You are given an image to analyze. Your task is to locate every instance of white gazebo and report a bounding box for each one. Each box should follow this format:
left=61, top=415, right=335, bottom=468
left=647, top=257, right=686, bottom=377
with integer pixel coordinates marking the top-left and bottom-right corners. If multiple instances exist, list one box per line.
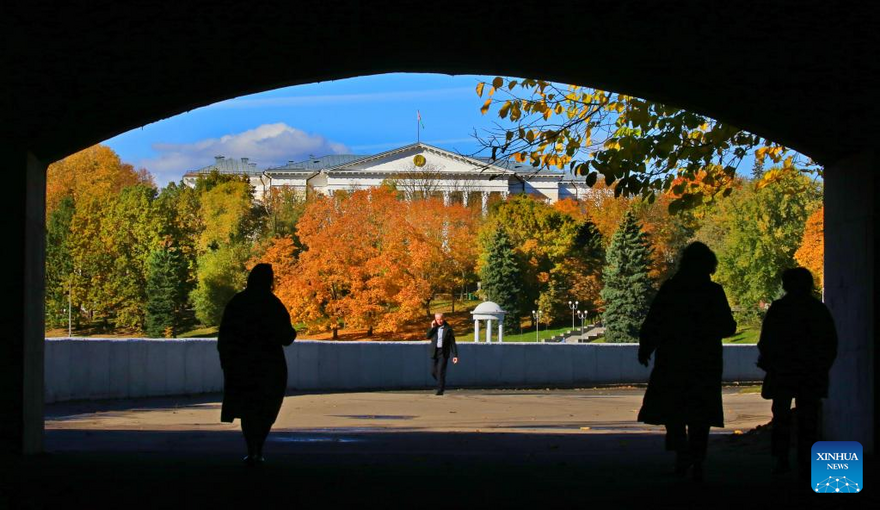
left=471, top=301, right=508, bottom=343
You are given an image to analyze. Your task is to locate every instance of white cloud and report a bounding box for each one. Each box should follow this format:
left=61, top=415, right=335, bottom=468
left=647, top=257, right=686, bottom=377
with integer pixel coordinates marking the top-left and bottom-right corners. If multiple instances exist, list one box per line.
left=141, top=123, right=348, bottom=183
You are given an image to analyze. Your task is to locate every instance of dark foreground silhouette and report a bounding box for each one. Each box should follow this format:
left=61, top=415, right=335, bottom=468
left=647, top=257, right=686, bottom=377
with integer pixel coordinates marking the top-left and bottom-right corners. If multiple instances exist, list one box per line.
left=758, top=267, right=838, bottom=477
left=218, top=264, right=296, bottom=464
left=638, top=242, right=737, bottom=481
left=11, top=427, right=873, bottom=510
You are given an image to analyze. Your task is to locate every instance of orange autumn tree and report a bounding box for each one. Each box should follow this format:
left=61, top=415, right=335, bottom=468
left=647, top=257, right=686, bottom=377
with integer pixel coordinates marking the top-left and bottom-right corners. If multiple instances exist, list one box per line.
left=281, top=190, right=377, bottom=338
left=400, top=197, right=480, bottom=314
left=795, top=205, right=824, bottom=288
left=46, top=144, right=152, bottom=215
left=278, top=187, right=479, bottom=338
left=249, top=236, right=298, bottom=309
left=577, top=181, right=632, bottom=243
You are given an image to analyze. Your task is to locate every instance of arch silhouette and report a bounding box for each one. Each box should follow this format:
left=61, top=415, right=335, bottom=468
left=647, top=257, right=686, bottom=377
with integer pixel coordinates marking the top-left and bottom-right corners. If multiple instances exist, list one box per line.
left=1, top=0, right=877, bottom=455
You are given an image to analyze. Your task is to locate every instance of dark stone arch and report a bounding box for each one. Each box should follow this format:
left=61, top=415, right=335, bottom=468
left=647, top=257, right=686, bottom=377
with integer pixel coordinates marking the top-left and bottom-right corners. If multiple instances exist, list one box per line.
left=1, top=0, right=876, bottom=455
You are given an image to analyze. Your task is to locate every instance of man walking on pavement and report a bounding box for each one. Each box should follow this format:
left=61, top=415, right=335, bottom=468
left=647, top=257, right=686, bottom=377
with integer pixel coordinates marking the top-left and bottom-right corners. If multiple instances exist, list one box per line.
left=427, top=313, right=458, bottom=395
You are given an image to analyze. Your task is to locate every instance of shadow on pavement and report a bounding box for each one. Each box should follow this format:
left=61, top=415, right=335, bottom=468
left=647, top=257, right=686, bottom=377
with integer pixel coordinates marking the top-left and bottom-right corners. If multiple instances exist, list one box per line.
left=1, top=428, right=875, bottom=509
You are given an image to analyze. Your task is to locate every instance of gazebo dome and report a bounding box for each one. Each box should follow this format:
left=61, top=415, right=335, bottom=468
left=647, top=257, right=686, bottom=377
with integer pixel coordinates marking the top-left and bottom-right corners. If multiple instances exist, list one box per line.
left=472, top=301, right=505, bottom=314
left=471, top=301, right=507, bottom=342
left=471, top=301, right=507, bottom=322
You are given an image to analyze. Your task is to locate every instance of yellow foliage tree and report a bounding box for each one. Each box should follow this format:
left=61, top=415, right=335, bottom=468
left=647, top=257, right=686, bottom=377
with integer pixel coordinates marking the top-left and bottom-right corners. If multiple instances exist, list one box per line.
left=795, top=205, right=824, bottom=288
left=46, top=144, right=152, bottom=215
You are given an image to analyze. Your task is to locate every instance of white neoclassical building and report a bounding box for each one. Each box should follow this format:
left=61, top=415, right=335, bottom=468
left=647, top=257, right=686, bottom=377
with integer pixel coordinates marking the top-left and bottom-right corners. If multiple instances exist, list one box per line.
left=183, top=142, right=594, bottom=211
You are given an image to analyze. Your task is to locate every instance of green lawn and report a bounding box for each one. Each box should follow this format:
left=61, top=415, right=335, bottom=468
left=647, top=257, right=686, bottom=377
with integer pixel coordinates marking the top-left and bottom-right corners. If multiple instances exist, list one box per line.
left=591, top=326, right=759, bottom=344
left=458, top=325, right=573, bottom=343
left=725, top=326, right=759, bottom=344
left=177, top=326, right=218, bottom=338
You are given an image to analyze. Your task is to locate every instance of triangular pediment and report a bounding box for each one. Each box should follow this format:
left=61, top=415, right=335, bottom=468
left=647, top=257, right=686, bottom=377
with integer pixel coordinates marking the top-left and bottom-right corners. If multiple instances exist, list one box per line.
left=326, top=143, right=513, bottom=176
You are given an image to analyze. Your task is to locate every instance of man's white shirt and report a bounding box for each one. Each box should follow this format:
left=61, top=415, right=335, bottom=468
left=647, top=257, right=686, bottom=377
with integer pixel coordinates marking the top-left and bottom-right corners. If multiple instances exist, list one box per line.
left=437, top=326, right=445, bottom=348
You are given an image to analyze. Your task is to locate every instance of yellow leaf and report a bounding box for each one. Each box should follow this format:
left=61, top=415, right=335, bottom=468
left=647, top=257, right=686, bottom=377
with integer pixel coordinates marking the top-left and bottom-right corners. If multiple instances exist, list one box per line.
left=492, top=76, right=504, bottom=89
left=498, top=102, right=511, bottom=119
left=475, top=82, right=485, bottom=98
left=480, top=99, right=492, bottom=115
left=603, top=140, right=621, bottom=150
left=543, top=108, right=552, bottom=120
left=488, top=87, right=495, bottom=97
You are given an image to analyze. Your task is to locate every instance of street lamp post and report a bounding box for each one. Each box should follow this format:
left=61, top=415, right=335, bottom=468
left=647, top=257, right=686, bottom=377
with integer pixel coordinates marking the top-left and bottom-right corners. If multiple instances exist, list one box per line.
left=568, top=300, right=579, bottom=331
left=577, top=310, right=586, bottom=340
left=531, top=310, right=543, bottom=342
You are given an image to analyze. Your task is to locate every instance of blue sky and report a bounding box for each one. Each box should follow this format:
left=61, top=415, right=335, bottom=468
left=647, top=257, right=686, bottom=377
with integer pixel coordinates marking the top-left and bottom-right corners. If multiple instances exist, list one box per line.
left=104, top=72, right=771, bottom=187
left=105, top=73, right=504, bottom=185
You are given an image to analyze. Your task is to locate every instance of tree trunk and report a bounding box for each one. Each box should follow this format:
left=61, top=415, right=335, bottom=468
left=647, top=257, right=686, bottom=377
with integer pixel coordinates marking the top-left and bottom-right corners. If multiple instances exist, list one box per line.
left=332, top=326, right=338, bottom=340
left=451, top=289, right=455, bottom=313
left=367, top=325, right=373, bottom=337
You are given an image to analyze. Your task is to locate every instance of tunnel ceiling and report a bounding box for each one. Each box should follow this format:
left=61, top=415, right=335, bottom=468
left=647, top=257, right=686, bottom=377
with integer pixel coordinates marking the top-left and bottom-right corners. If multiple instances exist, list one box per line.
left=2, top=0, right=878, bottom=166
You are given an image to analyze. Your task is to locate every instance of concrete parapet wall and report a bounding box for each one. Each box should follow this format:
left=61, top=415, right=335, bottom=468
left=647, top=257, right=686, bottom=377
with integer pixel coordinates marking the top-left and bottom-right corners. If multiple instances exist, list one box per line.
left=45, top=339, right=763, bottom=403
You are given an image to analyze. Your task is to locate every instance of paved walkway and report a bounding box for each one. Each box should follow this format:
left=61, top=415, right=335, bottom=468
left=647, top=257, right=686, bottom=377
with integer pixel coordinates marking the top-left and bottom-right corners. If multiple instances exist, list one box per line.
left=45, top=387, right=769, bottom=437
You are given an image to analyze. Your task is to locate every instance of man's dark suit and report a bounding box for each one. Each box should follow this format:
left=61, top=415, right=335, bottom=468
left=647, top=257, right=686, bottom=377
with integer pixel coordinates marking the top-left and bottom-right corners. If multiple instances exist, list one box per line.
left=427, top=322, right=458, bottom=393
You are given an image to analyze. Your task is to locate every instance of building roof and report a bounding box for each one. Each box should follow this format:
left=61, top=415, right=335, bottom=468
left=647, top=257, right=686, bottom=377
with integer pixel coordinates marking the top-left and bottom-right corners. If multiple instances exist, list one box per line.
left=269, top=154, right=368, bottom=171
left=185, top=144, right=576, bottom=180
left=183, top=156, right=261, bottom=177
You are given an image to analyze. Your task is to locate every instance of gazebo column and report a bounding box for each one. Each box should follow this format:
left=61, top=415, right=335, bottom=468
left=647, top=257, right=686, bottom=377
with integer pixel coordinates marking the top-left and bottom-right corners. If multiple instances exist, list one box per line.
left=474, top=319, right=480, bottom=343
left=485, top=319, right=492, bottom=342
left=498, top=321, right=503, bottom=343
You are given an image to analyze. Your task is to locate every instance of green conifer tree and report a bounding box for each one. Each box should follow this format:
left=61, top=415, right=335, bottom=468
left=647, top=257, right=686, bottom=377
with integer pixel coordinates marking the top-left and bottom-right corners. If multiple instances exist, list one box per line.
left=480, top=228, right=523, bottom=333
left=145, top=248, right=187, bottom=337
left=600, top=210, right=654, bottom=343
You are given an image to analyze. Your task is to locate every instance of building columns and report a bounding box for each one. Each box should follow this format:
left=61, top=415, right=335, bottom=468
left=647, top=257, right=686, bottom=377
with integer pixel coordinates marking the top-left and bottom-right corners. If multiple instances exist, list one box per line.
left=481, top=191, right=489, bottom=216
left=1, top=145, right=46, bottom=454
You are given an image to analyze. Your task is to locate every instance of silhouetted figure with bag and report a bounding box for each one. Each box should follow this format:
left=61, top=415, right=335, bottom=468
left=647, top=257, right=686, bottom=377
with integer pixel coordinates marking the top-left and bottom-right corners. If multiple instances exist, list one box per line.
left=758, top=267, right=837, bottom=477
left=218, top=264, right=297, bottom=465
left=638, top=242, right=737, bottom=482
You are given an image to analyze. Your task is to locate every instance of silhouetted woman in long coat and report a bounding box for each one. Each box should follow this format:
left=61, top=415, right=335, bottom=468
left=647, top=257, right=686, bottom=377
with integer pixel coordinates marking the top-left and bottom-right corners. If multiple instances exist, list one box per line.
left=637, top=242, right=736, bottom=481
left=218, top=264, right=296, bottom=465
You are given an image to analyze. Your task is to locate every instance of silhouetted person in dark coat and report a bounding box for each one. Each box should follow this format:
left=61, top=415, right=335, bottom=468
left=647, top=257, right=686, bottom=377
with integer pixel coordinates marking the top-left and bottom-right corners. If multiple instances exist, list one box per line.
left=218, top=264, right=297, bottom=465
left=638, top=242, right=737, bottom=481
left=427, top=313, right=458, bottom=395
left=758, top=267, right=837, bottom=477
